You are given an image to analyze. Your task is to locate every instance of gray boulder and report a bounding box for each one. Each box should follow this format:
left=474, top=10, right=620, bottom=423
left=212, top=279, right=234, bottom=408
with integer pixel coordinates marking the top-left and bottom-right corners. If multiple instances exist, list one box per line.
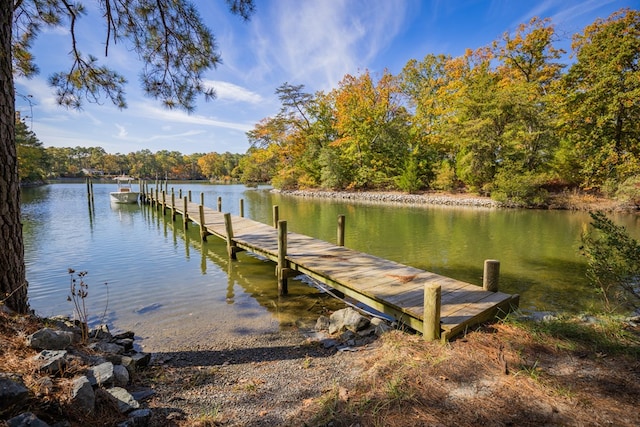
left=71, top=376, right=95, bottom=414
left=107, top=387, right=140, bottom=413
left=6, top=412, right=50, bottom=427
left=329, top=308, right=370, bottom=334
left=33, top=350, right=67, bottom=375
left=87, top=362, right=114, bottom=386
left=0, top=373, right=29, bottom=411
left=113, top=364, right=130, bottom=387
left=27, top=328, right=73, bottom=350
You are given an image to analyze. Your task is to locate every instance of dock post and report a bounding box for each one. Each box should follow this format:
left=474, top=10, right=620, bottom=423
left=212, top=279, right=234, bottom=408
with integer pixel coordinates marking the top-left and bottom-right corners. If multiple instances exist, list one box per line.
left=179, top=189, right=182, bottom=199
left=273, top=205, right=279, bottom=228
left=183, top=196, right=189, bottom=227
left=199, top=204, right=207, bottom=241
left=337, top=215, right=345, bottom=246
left=423, top=284, right=441, bottom=341
left=239, top=199, right=244, bottom=217
left=155, top=187, right=159, bottom=209
left=483, top=260, right=500, bottom=292
left=188, top=190, right=192, bottom=202
left=171, top=191, right=176, bottom=221
left=277, top=220, right=288, bottom=295
left=217, top=196, right=222, bottom=212
left=162, top=191, right=167, bottom=215
left=224, top=213, right=237, bottom=260
left=200, top=192, right=204, bottom=206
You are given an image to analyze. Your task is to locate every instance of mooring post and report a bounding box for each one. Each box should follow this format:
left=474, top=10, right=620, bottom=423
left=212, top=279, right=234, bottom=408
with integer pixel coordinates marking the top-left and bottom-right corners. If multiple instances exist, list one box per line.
left=179, top=189, right=182, bottom=199
left=224, top=213, right=237, bottom=260
left=273, top=205, right=279, bottom=228
left=89, top=178, right=94, bottom=206
left=171, top=191, right=176, bottom=221
left=337, top=215, right=345, bottom=246
left=188, top=190, right=192, bottom=202
left=200, top=192, right=204, bottom=206
left=217, top=196, right=222, bottom=212
left=199, top=204, right=207, bottom=241
left=423, top=284, right=442, bottom=341
left=483, top=259, right=500, bottom=292
left=155, top=187, right=159, bottom=209
left=239, top=199, right=244, bottom=217
left=277, top=220, right=288, bottom=295
left=183, top=196, right=189, bottom=227
left=161, top=191, right=167, bottom=215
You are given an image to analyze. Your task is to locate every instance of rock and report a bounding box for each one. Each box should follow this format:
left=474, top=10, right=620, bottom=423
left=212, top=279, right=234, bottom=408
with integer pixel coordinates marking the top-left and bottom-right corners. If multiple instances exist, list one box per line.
left=87, top=362, right=114, bottom=387
left=88, top=341, right=124, bottom=354
left=71, top=376, right=95, bottom=414
left=0, top=373, right=29, bottom=411
left=113, top=364, right=130, bottom=387
left=113, top=331, right=135, bottom=340
left=6, top=412, right=50, bottom=427
left=329, top=308, right=370, bottom=334
left=33, top=350, right=67, bottom=375
left=315, top=315, right=330, bottom=331
left=118, top=408, right=152, bottom=427
left=130, top=388, right=155, bottom=402
left=115, top=338, right=134, bottom=352
left=107, top=387, right=140, bottom=413
left=27, top=328, right=73, bottom=350
left=371, top=317, right=393, bottom=335
left=130, top=352, right=151, bottom=368
left=89, top=324, right=112, bottom=340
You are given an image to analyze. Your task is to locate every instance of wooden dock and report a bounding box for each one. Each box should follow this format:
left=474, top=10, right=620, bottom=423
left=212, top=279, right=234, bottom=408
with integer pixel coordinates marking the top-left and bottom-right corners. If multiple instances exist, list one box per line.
left=141, top=184, right=519, bottom=341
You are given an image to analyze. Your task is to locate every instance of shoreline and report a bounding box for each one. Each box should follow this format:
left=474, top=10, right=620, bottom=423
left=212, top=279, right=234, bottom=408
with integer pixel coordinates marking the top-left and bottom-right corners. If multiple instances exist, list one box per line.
left=275, top=188, right=638, bottom=212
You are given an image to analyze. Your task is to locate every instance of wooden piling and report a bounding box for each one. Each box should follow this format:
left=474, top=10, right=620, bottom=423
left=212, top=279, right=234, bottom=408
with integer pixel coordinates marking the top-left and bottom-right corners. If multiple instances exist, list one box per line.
left=183, top=196, right=189, bottom=227
left=277, top=220, right=288, bottom=295
left=161, top=191, right=166, bottom=215
left=199, top=204, right=207, bottom=241
left=171, top=191, right=176, bottom=221
left=483, top=260, right=500, bottom=292
left=224, top=213, right=237, bottom=260
left=188, top=190, right=192, bottom=202
left=239, top=199, right=244, bottom=217
left=200, top=192, right=204, bottom=206
left=337, top=215, right=345, bottom=246
left=273, top=205, right=279, bottom=228
left=217, top=196, right=222, bottom=212
left=423, top=284, right=441, bottom=341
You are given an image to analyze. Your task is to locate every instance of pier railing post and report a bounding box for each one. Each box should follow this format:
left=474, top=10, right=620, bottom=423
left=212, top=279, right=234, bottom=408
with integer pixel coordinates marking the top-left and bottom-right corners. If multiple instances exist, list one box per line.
left=273, top=205, right=279, bottom=228
left=239, top=199, right=244, bottom=217
left=423, top=284, right=441, bottom=341
left=199, top=204, right=207, bottom=241
left=183, top=196, right=189, bottom=227
left=171, top=191, right=176, bottom=221
left=224, top=213, right=237, bottom=260
left=277, top=220, right=288, bottom=295
left=337, top=215, right=345, bottom=246
left=483, top=260, right=500, bottom=292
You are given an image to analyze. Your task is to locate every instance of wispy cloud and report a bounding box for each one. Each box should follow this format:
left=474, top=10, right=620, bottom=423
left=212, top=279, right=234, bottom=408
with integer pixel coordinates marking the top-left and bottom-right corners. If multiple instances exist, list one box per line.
left=134, top=101, right=254, bottom=132
left=204, top=80, right=264, bottom=104
left=254, top=0, right=412, bottom=90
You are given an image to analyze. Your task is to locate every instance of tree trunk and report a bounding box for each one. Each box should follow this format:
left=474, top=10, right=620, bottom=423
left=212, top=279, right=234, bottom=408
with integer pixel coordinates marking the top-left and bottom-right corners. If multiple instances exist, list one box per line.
left=0, top=1, right=29, bottom=313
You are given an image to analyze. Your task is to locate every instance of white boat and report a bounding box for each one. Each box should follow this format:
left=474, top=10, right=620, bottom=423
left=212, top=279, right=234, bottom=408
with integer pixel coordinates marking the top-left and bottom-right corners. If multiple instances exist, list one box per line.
left=110, top=176, right=139, bottom=204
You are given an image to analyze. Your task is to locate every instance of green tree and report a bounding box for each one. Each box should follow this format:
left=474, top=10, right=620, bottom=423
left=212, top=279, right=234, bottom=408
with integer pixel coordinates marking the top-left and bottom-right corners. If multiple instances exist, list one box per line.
left=561, top=8, right=640, bottom=191
left=2, top=0, right=254, bottom=313
left=581, top=211, right=640, bottom=311
left=16, top=117, right=47, bottom=182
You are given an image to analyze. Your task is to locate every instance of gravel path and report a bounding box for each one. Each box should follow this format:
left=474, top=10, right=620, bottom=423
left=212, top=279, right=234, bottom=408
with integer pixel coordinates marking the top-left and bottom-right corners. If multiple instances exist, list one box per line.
left=142, top=326, right=374, bottom=426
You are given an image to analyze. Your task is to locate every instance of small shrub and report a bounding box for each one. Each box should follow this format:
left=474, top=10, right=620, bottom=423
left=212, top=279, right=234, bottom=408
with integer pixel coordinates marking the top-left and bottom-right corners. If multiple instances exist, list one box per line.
left=580, top=211, right=640, bottom=312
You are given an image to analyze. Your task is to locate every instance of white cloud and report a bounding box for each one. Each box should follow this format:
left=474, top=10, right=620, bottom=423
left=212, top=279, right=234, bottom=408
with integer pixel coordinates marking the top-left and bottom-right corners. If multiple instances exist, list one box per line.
left=133, top=101, right=254, bottom=132
left=203, top=80, right=264, bottom=104
left=115, top=124, right=128, bottom=138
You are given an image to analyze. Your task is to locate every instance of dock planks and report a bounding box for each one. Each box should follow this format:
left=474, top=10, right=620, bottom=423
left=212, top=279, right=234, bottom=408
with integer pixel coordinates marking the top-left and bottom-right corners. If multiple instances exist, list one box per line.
left=146, top=190, right=519, bottom=340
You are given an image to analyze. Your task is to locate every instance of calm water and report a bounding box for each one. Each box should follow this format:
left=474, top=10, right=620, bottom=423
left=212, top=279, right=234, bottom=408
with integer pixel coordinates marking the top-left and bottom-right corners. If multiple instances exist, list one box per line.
left=21, top=182, right=639, bottom=349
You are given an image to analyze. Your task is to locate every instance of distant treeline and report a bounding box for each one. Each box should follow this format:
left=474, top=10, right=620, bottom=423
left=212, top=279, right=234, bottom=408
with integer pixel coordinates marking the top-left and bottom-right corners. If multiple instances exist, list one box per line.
left=16, top=121, right=247, bottom=183
left=241, top=9, right=640, bottom=206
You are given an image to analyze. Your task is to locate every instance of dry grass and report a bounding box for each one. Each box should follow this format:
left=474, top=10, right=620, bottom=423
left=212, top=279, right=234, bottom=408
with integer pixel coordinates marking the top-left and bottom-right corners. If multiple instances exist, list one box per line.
left=297, top=318, right=640, bottom=427
left=0, top=309, right=126, bottom=426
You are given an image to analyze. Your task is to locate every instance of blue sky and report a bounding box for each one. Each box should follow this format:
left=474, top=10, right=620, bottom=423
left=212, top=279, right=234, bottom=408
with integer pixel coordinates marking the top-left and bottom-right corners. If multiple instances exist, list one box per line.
left=15, top=0, right=634, bottom=155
